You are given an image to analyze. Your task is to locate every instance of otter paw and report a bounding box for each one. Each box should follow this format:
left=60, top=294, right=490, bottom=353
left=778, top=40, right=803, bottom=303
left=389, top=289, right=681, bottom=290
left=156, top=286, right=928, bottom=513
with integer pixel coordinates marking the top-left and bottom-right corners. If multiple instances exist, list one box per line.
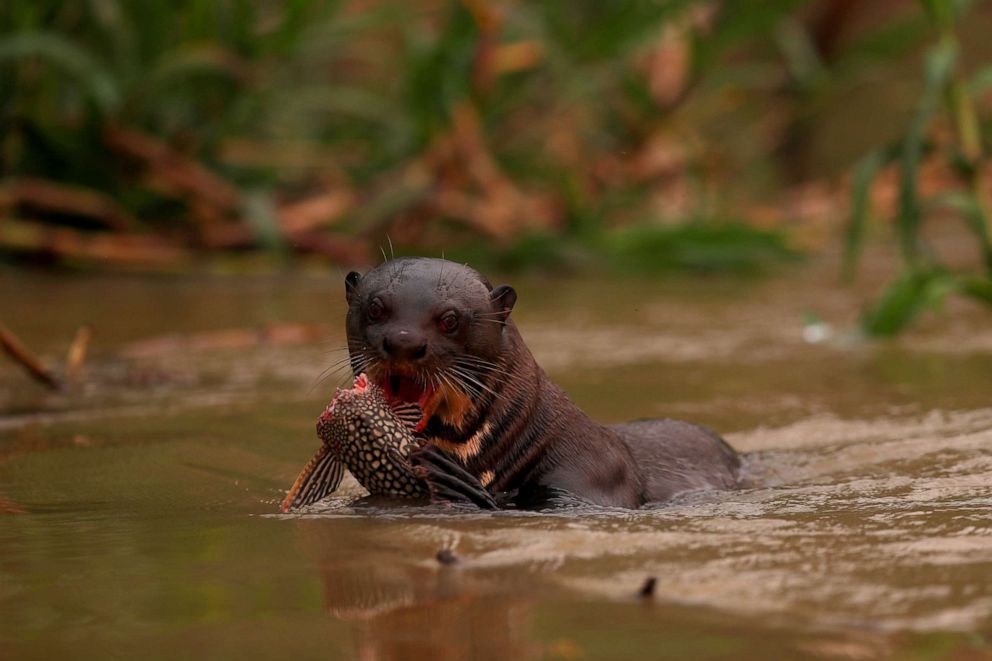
left=410, top=446, right=498, bottom=510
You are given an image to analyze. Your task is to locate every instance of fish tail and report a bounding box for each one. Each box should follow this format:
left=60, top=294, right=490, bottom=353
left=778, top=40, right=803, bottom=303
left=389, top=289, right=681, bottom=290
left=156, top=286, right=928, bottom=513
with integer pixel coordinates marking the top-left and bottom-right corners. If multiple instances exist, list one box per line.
left=281, top=444, right=345, bottom=512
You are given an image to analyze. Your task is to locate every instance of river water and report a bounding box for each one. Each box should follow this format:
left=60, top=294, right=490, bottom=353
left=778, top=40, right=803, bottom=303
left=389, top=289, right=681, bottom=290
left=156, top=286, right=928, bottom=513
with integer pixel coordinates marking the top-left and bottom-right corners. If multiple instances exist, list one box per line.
left=1, top=258, right=990, bottom=660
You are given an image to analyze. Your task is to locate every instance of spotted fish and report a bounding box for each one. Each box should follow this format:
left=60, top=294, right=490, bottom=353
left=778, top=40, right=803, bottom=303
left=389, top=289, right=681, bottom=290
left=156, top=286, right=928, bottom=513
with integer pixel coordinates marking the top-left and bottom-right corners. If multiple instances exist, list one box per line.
left=281, top=373, right=428, bottom=512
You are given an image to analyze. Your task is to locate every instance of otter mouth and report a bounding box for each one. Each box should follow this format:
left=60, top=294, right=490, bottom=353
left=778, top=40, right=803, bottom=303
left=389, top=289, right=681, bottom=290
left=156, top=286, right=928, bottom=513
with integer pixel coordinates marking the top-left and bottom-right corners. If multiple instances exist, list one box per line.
left=384, top=373, right=428, bottom=404
left=373, top=368, right=437, bottom=431
left=361, top=360, right=479, bottom=432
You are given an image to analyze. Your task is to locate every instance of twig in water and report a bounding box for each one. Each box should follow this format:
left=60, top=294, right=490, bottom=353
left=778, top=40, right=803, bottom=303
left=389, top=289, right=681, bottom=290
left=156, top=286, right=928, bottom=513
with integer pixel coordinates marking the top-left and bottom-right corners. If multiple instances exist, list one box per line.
left=0, top=323, right=61, bottom=390
left=65, top=325, right=93, bottom=383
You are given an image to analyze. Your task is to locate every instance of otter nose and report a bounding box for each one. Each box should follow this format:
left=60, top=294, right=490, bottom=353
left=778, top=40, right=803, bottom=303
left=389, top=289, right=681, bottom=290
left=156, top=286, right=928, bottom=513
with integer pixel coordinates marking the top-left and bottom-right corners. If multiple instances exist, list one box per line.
left=382, top=329, right=428, bottom=362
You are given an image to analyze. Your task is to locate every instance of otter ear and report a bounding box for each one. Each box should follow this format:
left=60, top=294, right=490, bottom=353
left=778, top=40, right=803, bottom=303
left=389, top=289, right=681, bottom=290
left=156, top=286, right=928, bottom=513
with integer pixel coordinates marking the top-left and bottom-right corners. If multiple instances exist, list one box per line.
left=490, top=285, right=516, bottom=316
left=345, top=271, right=361, bottom=304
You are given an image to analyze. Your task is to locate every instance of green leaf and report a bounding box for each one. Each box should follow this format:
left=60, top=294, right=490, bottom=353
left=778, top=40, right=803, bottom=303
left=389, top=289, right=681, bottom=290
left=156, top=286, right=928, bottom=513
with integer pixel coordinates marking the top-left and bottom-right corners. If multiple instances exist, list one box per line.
left=541, top=0, right=700, bottom=62
left=774, top=16, right=826, bottom=91
left=242, top=190, right=285, bottom=253
left=957, top=276, right=992, bottom=305
left=918, top=0, right=972, bottom=27
left=145, top=44, right=246, bottom=92
left=968, top=64, right=992, bottom=95
left=861, top=268, right=956, bottom=336
left=832, top=14, right=929, bottom=75
left=896, top=41, right=957, bottom=265
left=843, top=147, right=895, bottom=282
left=403, top=3, right=478, bottom=145
left=928, top=192, right=992, bottom=273
left=605, top=221, right=799, bottom=275
left=0, top=31, right=121, bottom=114
left=918, top=0, right=955, bottom=27
left=693, top=0, right=806, bottom=72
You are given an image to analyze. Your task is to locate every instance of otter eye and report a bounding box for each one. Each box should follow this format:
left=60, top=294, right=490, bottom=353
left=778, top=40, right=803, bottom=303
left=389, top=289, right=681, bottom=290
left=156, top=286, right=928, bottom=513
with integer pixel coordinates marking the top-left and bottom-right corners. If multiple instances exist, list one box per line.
left=367, top=298, right=385, bottom=322
left=438, top=311, right=459, bottom=333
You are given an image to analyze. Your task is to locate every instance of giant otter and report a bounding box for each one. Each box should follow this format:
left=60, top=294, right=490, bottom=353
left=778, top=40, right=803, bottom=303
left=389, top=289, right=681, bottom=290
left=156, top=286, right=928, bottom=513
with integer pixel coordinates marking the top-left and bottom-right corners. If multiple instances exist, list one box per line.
left=343, top=257, right=740, bottom=509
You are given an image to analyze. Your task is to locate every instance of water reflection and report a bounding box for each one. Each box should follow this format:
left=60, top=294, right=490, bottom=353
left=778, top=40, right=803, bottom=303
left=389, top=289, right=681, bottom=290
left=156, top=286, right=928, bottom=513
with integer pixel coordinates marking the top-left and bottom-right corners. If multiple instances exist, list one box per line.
left=296, top=518, right=539, bottom=660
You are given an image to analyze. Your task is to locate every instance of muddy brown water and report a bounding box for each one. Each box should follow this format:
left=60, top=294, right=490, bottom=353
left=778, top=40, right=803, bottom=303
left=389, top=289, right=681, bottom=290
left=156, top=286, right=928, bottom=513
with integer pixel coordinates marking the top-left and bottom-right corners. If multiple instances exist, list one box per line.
left=1, top=261, right=991, bottom=660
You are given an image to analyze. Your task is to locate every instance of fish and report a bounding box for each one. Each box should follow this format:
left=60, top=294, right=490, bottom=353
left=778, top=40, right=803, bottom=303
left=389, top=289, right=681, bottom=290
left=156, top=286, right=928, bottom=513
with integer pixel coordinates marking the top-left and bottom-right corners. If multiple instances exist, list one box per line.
left=281, top=373, right=428, bottom=512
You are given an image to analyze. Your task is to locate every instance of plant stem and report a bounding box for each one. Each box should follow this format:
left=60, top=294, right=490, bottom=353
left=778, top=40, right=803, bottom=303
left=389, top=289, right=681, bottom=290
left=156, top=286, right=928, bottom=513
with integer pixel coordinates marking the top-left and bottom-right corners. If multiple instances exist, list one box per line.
left=940, top=27, right=992, bottom=274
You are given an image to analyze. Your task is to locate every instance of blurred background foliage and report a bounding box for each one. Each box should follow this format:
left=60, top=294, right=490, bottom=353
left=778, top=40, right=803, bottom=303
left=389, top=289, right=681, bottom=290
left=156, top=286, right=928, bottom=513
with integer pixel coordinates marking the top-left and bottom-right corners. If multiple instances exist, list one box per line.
left=1, top=0, right=991, bottom=333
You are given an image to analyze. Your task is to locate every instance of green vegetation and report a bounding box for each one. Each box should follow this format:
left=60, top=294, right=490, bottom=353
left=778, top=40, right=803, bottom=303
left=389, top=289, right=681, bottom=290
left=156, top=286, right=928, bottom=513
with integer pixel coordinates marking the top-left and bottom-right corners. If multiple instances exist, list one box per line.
left=1, top=1, right=991, bottom=333
left=843, top=0, right=992, bottom=335
left=442, top=222, right=797, bottom=275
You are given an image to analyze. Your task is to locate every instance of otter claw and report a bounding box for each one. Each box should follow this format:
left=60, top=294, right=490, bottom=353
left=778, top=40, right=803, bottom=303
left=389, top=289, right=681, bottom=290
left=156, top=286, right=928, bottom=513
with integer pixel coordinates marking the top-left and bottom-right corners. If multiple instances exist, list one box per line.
left=411, top=447, right=498, bottom=510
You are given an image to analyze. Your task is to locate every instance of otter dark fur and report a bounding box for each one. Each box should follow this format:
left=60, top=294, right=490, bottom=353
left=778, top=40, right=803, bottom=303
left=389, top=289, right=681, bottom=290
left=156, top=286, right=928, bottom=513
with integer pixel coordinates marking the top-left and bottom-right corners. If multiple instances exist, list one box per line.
left=344, top=257, right=739, bottom=509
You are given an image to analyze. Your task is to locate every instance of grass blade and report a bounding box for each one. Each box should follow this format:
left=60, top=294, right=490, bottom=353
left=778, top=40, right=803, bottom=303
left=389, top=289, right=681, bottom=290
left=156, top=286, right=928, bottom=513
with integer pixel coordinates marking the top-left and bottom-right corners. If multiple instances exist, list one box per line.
left=957, top=275, right=992, bottom=305
left=929, top=192, right=992, bottom=273
left=968, top=64, right=992, bottom=95
left=896, top=41, right=957, bottom=265
left=861, top=268, right=955, bottom=336
left=843, top=147, right=893, bottom=282
left=0, top=31, right=120, bottom=114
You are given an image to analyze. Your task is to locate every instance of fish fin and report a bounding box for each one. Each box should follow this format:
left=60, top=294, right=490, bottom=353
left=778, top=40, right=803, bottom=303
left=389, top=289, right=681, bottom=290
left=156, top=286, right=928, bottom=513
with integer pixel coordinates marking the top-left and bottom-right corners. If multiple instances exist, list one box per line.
left=390, top=402, right=424, bottom=431
left=281, top=445, right=345, bottom=512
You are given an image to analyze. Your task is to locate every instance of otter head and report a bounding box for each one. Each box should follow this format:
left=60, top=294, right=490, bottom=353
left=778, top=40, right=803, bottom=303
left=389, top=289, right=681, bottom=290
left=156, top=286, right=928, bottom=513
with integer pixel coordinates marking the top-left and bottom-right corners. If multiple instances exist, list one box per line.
left=343, top=258, right=516, bottom=431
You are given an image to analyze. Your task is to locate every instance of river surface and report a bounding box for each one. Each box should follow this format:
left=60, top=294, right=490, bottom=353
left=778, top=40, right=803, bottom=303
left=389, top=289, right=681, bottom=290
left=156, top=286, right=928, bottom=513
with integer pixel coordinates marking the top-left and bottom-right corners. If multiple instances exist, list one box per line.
left=1, top=258, right=991, bottom=660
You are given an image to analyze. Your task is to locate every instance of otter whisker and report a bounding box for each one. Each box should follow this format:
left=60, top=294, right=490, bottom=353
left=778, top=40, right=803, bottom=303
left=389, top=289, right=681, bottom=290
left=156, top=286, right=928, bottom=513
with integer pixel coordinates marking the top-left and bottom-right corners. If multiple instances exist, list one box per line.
left=324, top=353, right=371, bottom=385
left=311, top=369, right=351, bottom=393
left=454, top=354, right=503, bottom=369
left=450, top=364, right=499, bottom=388
left=437, top=365, right=478, bottom=399
left=312, top=354, right=361, bottom=387
left=454, top=360, right=510, bottom=383
left=448, top=365, right=498, bottom=398
left=321, top=345, right=351, bottom=354
left=348, top=352, right=377, bottom=369
left=350, top=354, right=377, bottom=378
left=349, top=353, right=373, bottom=370
left=453, top=357, right=511, bottom=385
left=434, top=369, right=448, bottom=399
left=324, top=353, right=359, bottom=368
left=434, top=369, right=465, bottom=415
left=312, top=353, right=378, bottom=393
left=442, top=368, right=481, bottom=400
